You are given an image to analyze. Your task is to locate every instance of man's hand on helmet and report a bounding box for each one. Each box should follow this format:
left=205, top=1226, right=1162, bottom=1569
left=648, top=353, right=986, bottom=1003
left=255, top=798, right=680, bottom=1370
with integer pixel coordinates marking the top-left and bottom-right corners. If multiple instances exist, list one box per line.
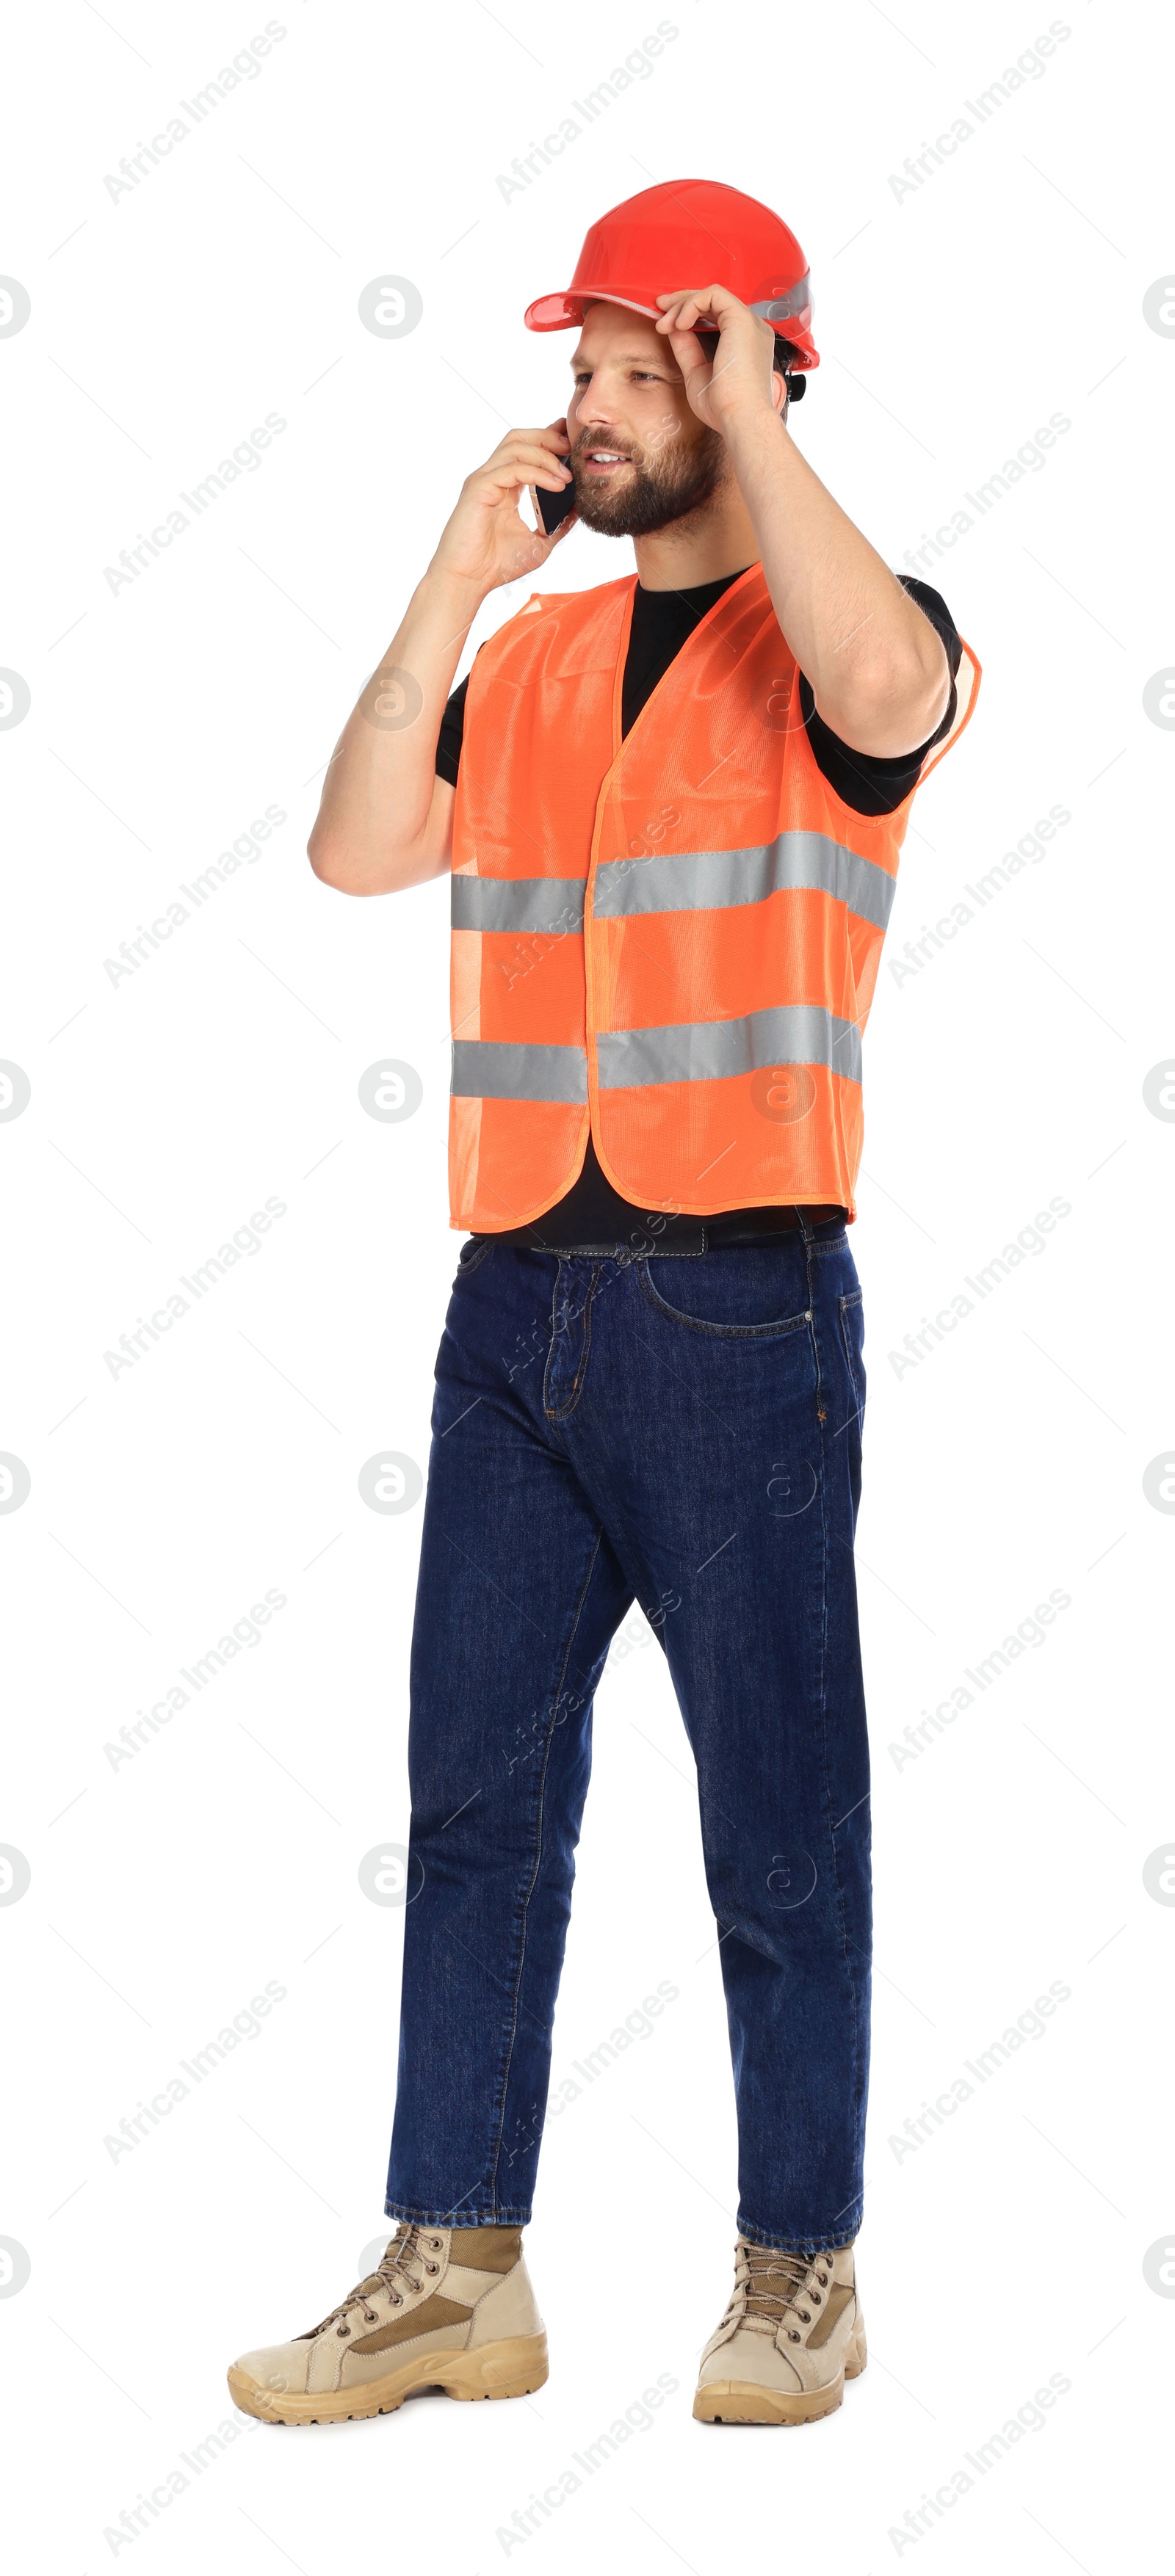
left=654, top=286, right=782, bottom=436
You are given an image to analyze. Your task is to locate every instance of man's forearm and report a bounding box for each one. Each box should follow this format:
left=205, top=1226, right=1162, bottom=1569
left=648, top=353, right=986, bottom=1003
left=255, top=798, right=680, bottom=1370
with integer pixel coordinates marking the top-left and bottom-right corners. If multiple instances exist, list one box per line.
left=308, top=565, right=484, bottom=895
left=724, top=411, right=950, bottom=758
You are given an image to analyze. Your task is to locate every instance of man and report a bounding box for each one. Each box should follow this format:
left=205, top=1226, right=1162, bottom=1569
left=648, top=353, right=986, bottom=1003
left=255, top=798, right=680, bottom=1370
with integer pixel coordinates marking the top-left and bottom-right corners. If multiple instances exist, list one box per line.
left=228, top=180, right=978, bottom=2431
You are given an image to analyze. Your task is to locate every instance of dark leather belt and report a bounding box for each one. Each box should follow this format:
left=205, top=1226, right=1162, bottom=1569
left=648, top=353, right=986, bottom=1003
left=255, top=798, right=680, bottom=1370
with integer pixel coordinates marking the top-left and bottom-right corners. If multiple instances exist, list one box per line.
left=523, top=1205, right=849, bottom=1256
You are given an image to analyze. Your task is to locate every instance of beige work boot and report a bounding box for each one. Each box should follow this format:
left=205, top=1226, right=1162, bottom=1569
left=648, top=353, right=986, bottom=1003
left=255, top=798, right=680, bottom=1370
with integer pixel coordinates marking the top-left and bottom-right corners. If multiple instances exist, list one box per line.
left=693, top=2238, right=867, bottom=2425
left=228, top=2222, right=548, bottom=2425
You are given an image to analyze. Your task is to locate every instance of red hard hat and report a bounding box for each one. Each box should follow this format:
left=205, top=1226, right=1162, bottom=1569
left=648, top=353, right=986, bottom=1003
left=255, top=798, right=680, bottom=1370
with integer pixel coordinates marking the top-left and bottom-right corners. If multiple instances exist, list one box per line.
left=524, top=178, right=819, bottom=371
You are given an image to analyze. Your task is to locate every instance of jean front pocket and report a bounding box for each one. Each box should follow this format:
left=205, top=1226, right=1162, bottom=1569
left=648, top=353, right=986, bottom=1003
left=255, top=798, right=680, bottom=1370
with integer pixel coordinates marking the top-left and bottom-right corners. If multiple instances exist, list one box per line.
left=636, top=1243, right=812, bottom=1339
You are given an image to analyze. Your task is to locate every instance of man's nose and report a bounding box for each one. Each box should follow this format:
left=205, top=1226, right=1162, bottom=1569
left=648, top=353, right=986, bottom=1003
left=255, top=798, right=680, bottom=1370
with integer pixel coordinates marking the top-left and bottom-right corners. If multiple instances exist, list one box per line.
left=573, top=377, right=617, bottom=432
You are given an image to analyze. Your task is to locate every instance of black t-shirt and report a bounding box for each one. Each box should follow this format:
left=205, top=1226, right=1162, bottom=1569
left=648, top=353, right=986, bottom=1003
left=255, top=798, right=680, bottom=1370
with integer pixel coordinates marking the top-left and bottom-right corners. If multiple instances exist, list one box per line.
left=438, top=571, right=960, bottom=1246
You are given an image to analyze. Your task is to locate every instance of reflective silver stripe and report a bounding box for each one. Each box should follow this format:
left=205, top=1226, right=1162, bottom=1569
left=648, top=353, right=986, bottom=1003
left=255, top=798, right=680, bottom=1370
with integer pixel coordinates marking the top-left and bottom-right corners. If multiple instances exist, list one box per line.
left=596, top=1004, right=861, bottom=1092
left=591, top=832, right=895, bottom=932
left=451, top=875, right=587, bottom=935
left=750, top=275, right=811, bottom=324
left=451, top=1040, right=588, bottom=1104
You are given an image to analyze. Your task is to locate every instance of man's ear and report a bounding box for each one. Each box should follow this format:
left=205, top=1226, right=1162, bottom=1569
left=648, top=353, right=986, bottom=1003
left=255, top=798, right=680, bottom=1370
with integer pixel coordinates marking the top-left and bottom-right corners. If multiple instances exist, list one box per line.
left=770, top=369, right=788, bottom=418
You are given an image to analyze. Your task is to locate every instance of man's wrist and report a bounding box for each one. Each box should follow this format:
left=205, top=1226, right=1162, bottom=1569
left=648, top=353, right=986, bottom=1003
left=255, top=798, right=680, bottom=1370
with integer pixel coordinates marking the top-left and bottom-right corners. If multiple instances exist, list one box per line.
left=419, top=559, right=492, bottom=621
left=721, top=396, right=790, bottom=469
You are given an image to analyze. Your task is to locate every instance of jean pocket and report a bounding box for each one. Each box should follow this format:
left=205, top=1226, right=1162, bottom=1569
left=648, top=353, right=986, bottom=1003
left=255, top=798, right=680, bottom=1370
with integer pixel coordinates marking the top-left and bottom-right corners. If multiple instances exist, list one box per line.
left=454, top=1238, right=492, bottom=1284
left=839, top=1288, right=866, bottom=1429
left=637, top=1246, right=813, bottom=1340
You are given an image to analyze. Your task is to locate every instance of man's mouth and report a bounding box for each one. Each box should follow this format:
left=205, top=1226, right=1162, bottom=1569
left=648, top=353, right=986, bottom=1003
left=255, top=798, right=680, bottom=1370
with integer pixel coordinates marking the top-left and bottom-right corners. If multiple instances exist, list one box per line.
left=580, top=446, right=635, bottom=476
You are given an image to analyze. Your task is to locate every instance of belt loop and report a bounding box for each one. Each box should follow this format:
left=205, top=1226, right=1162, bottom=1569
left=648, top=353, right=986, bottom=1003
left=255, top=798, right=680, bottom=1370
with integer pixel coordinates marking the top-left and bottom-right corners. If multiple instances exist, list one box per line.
left=797, top=1205, right=817, bottom=1245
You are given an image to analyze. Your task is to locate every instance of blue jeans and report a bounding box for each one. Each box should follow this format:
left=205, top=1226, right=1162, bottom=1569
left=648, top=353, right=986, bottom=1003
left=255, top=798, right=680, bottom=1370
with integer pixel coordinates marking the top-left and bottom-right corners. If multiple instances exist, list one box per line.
left=384, top=1216, right=870, bottom=2254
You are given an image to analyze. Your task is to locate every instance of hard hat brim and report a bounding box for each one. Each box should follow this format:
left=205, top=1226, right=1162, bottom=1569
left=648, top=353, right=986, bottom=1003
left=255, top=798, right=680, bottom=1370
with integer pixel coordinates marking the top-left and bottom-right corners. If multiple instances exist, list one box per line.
left=524, top=289, right=661, bottom=331
left=523, top=284, right=819, bottom=367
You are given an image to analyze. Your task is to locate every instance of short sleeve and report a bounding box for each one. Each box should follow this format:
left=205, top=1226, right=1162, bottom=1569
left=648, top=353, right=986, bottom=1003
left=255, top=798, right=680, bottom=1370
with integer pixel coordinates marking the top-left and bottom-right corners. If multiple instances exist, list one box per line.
left=799, top=578, right=962, bottom=817
left=435, top=674, right=469, bottom=789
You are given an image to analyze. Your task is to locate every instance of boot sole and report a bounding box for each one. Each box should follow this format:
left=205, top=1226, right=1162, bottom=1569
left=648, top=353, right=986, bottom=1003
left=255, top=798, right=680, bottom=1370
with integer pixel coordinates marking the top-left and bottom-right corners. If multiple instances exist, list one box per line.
left=228, top=2331, right=549, bottom=2426
left=693, top=2318, right=867, bottom=2425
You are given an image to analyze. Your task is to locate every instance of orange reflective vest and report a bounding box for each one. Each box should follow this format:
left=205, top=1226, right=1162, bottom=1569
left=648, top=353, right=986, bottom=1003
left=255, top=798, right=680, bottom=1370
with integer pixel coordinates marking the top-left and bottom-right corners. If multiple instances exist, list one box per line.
left=449, top=563, right=979, bottom=1233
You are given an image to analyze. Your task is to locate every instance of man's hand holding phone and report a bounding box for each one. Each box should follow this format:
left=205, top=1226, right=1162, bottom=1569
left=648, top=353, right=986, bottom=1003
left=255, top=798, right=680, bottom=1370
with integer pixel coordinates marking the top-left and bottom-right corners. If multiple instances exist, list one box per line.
left=430, top=419, right=576, bottom=599
left=307, top=424, right=576, bottom=899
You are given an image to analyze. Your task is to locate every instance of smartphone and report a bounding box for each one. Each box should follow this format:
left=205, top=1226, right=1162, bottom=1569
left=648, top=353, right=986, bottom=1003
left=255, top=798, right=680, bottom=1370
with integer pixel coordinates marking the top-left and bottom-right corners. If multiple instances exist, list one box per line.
left=534, top=462, right=577, bottom=537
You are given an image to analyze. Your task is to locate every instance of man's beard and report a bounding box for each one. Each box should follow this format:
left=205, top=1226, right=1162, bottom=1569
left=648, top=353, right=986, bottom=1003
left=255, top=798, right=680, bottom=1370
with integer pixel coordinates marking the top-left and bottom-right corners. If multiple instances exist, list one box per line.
left=570, top=425, right=727, bottom=537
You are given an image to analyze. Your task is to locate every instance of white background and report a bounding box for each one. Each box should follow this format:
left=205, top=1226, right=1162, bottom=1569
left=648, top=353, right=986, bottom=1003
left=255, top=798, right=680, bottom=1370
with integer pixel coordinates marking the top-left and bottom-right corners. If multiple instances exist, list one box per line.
left=2, top=1, right=1172, bottom=2569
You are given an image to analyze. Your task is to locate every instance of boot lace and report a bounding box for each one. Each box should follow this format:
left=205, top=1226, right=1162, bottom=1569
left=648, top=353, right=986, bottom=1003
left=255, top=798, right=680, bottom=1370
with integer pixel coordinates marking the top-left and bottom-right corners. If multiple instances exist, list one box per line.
left=303, top=2223, right=445, bottom=2340
left=723, top=2240, right=832, bottom=2339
